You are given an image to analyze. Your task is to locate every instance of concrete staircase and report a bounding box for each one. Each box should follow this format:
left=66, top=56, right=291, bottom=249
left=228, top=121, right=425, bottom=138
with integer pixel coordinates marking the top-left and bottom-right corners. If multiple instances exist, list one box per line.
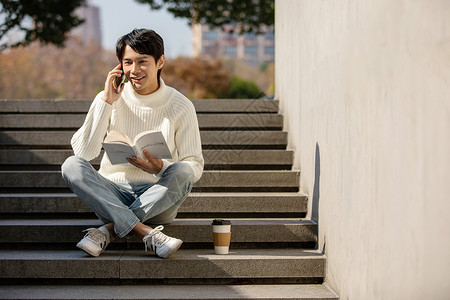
left=0, top=99, right=338, bottom=300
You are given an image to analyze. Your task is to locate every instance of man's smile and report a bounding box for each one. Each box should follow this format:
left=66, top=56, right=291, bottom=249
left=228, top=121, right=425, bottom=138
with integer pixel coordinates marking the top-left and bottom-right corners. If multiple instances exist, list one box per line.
left=131, top=76, right=146, bottom=83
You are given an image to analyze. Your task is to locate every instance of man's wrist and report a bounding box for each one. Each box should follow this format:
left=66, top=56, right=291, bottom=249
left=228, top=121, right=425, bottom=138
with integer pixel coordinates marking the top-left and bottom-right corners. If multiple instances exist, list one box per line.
left=155, top=160, right=172, bottom=177
left=101, top=96, right=114, bottom=105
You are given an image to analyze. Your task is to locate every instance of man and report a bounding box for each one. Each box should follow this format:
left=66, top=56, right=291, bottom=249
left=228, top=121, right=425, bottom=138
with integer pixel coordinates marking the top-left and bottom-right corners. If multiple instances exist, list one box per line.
left=61, top=29, right=204, bottom=259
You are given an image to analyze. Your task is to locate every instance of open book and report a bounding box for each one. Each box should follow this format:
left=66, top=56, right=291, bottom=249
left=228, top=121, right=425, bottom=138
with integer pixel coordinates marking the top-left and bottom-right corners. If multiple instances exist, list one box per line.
left=102, top=130, right=172, bottom=165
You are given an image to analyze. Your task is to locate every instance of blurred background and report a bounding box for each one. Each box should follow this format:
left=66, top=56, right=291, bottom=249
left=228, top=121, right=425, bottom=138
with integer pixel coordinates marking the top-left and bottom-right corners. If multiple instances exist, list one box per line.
left=0, top=0, right=274, bottom=99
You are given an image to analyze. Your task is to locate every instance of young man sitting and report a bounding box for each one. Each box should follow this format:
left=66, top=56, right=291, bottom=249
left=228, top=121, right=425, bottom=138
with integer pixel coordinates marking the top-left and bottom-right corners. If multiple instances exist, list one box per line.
left=62, top=29, right=204, bottom=258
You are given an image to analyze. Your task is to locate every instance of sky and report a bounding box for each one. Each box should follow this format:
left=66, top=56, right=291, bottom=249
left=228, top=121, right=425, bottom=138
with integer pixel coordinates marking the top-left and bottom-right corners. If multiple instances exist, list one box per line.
left=89, top=0, right=193, bottom=58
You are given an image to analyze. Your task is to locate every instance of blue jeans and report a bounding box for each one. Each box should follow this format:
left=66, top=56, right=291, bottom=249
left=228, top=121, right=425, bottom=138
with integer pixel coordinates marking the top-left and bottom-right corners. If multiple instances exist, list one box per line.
left=61, top=156, right=194, bottom=238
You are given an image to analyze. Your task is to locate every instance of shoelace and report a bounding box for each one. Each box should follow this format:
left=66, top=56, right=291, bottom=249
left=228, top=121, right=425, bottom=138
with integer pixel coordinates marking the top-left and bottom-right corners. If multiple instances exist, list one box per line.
left=82, top=228, right=108, bottom=249
left=143, top=225, right=168, bottom=252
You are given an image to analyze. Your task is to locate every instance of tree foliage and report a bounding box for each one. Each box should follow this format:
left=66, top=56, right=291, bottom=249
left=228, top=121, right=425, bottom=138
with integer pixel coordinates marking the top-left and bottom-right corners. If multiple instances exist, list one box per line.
left=225, top=76, right=264, bottom=99
left=0, top=36, right=116, bottom=99
left=136, top=0, right=274, bottom=33
left=0, top=40, right=268, bottom=100
left=223, top=59, right=274, bottom=96
left=163, top=57, right=231, bottom=98
left=163, top=57, right=266, bottom=99
left=0, top=0, right=274, bottom=50
left=0, top=0, right=86, bottom=50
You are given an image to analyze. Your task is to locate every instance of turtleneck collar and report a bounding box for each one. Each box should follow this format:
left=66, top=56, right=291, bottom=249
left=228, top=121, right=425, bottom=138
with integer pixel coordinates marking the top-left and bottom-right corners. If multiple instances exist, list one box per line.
left=121, top=78, right=170, bottom=108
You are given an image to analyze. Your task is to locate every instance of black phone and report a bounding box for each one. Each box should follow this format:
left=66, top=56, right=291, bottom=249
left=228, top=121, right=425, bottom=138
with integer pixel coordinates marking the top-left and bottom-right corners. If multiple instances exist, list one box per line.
left=112, top=67, right=126, bottom=94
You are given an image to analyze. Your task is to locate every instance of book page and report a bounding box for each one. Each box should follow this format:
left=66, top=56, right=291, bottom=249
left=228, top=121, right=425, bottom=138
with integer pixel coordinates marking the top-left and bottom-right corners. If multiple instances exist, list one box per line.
left=102, top=142, right=136, bottom=164
left=134, top=130, right=172, bottom=159
left=104, top=130, right=133, bottom=145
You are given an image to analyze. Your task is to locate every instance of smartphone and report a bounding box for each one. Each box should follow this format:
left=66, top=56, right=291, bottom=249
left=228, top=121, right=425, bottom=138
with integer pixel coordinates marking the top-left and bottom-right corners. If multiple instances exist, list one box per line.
left=112, top=67, right=126, bottom=94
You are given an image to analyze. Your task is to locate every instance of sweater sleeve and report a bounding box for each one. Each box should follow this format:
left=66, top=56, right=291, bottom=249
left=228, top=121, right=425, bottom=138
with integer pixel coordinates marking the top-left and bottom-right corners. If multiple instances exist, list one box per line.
left=175, top=99, right=204, bottom=183
left=71, top=92, right=113, bottom=161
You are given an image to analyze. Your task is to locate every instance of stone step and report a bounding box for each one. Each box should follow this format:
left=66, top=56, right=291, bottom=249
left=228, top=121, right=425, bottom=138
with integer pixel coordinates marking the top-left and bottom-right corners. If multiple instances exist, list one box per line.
left=0, top=149, right=294, bottom=170
left=0, top=170, right=300, bottom=193
left=0, top=284, right=339, bottom=300
left=0, top=100, right=332, bottom=298
left=0, top=192, right=308, bottom=217
left=0, top=99, right=279, bottom=114
left=0, top=131, right=287, bottom=149
left=0, top=218, right=317, bottom=246
left=0, top=114, right=283, bottom=130
left=0, top=248, right=325, bottom=283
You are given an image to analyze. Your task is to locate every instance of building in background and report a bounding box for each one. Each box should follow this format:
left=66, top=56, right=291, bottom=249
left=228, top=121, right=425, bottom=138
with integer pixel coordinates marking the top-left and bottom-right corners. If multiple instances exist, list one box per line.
left=193, top=24, right=274, bottom=65
left=72, top=2, right=102, bottom=46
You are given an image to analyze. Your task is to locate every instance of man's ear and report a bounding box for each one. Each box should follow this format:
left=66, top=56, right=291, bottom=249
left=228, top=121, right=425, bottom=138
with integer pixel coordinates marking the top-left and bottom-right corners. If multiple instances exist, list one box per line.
left=157, top=55, right=165, bottom=69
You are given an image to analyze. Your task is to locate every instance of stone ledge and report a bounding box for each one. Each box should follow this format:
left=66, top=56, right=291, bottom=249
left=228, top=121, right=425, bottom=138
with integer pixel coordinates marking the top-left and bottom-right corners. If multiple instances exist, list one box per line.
left=0, top=284, right=339, bottom=300
left=0, top=113, right=283, bottom=130
left=0, top=218, right=317, bottom=244
left=0, top=131, right=288, bottom=148
left=0, top=149, right=294, bottom=167
left=0, top=170, right=301, bottom=191
left=0, top=249, right=325, bottom=280
left=0, top=192, right=308, bottom=214
left=0, top=99, right=280, bottom=114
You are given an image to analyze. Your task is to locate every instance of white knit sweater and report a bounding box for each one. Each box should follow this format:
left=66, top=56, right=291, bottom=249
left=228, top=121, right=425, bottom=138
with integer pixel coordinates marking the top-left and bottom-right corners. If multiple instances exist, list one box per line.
left=71, top=79, right=204, bottom=183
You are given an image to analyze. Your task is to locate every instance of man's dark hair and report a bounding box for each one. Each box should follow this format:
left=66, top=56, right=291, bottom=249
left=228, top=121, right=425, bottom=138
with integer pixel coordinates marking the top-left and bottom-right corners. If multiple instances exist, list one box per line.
left=116, top=29, right=165, bottom=83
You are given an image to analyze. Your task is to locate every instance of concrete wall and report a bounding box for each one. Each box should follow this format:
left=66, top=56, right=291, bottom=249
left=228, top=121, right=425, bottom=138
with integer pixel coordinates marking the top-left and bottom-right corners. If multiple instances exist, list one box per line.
left=275, top=0, right=450, bottom=299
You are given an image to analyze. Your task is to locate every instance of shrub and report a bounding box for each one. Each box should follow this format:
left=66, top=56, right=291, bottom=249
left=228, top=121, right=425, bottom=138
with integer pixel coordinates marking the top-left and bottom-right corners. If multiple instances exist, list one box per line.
left=223, top=76, right=265, bottom=99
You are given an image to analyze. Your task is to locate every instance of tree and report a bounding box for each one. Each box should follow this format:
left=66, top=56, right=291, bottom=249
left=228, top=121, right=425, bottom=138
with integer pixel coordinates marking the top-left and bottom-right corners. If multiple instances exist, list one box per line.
left=0, top=0, right=86, bottom=50
left=222, top=59, right=274, bottom=96
left=163, top=57, right=266, bottom=99
left=0, top=36, right=116, bottom=99
left=163, top=57, right=231, bottom=98
left=225, top=76, right=264, bottom=99
left=136, top=0, right=274, bottom=34
left=1, top=0, right=273, bottom=51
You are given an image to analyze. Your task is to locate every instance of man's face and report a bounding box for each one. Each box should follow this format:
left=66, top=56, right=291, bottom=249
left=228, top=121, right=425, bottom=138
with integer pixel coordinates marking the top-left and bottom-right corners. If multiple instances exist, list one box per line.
left=122, top=45, right=164, bottom=95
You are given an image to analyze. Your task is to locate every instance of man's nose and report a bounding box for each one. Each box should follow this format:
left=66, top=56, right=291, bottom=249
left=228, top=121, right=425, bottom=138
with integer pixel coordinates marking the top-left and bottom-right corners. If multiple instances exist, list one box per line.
left=131, top=63, right=139, bottom=73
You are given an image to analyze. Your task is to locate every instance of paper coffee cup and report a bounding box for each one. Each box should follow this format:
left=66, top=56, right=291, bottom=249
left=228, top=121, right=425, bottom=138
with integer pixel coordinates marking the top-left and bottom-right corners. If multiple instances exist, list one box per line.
left=212, top=219, right=231, bottom=254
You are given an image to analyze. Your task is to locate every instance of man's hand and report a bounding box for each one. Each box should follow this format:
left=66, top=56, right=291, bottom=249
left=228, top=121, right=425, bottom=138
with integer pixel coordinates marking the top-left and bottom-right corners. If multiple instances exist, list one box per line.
left=101, top=64, right=124, bottom=105
left=127, top=149, right=163, bottom=175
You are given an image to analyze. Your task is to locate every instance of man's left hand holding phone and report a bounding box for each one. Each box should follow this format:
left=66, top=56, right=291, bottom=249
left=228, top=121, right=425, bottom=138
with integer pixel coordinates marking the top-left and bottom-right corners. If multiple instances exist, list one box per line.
left=102, top=64, right=125, bottom=105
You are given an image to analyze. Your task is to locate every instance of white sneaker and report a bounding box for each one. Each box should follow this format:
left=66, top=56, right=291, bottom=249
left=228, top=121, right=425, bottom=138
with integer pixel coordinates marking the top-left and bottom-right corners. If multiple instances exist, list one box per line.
left=76, top=226, right=111, bottom=257
left=142, top=225, right=183, bottom=258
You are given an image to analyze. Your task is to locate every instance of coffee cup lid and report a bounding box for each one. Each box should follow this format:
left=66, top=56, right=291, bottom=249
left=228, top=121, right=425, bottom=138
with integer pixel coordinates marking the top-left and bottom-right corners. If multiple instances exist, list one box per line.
left=212, top=219, right=231, bottom=225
